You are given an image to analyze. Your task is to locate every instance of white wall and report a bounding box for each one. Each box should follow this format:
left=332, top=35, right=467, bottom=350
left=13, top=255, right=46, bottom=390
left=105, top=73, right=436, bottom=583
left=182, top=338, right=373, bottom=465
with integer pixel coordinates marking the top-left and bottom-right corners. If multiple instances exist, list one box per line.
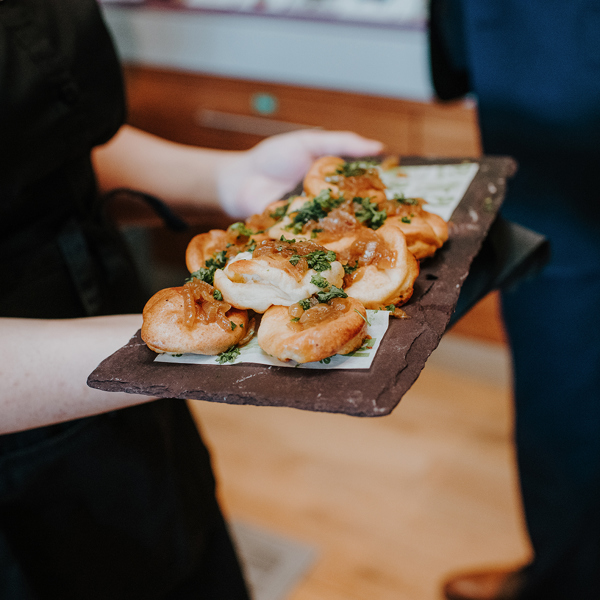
left=101, top=5, right=435, bottom=101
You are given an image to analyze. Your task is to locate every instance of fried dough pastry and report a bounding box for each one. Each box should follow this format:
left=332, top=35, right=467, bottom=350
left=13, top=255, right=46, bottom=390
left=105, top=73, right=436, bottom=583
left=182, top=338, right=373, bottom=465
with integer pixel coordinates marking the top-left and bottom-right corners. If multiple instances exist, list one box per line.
left=185, top=229, right=229, bottom=274
left=213, top=238, right=345, bottom=313
left=268, top=195, right=316, bottom=241
left=341, top=222, right=419, bottom=309
left=380, top=196, right=448, bottom=260
left=303, top=156, right=387, bottom=204
left=257, top=297, right=368, bottom=364
left=141, top=284, right=248, bottom=355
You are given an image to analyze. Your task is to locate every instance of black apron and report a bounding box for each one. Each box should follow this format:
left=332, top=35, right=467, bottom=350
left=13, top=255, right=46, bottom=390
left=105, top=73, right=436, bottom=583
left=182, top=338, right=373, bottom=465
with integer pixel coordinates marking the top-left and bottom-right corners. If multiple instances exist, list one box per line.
left=0, top=2, right=249, bottom=597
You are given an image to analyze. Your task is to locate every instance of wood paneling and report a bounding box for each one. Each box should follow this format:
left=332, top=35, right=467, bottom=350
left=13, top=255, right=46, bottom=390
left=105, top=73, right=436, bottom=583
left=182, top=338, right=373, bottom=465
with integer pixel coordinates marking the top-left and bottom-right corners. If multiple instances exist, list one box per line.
left=122, top=65, right=481, bottom=157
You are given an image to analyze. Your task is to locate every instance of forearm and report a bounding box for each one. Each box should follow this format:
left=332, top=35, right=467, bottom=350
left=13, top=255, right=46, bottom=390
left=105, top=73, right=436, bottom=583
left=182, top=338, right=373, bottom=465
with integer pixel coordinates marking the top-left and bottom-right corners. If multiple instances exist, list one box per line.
left=0, top=315, right=156, bottom=435
left=92, top=125, right=240, bottom=211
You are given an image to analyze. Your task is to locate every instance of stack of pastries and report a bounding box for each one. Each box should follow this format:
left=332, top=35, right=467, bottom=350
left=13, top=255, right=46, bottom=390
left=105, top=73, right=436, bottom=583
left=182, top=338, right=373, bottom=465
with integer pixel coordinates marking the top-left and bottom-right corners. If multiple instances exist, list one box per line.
left=141, top=156, right=448, bottom=364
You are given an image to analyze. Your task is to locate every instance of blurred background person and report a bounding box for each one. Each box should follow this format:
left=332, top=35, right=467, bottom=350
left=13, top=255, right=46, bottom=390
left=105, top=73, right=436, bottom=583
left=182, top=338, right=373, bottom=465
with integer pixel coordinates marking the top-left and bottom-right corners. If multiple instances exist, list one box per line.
left=429, top=1, right=600, bottom=599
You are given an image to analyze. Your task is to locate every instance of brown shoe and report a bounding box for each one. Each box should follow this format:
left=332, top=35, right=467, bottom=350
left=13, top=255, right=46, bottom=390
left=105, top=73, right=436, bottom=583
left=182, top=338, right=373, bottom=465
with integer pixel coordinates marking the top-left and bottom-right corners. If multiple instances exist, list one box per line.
left=442, top=567, right=525, bottom=600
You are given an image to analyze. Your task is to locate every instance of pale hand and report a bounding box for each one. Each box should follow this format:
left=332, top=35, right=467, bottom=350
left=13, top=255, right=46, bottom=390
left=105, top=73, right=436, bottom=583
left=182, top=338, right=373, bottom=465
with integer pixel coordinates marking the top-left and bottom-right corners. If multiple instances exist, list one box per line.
left=217, top=129, right=385, bottom=218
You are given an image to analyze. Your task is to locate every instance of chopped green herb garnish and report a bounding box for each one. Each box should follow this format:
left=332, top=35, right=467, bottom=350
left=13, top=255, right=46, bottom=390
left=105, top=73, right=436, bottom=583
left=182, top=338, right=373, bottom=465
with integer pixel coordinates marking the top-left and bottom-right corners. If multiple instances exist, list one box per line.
left=386, top=304, right=396, bottom=312
left=311, top=228, right=323, bottom=239
left=290, top=317, right=300, bottom=323
left=401, top=216, right=412, bottom=224
left=216, top=346, right=241, bottom=364
left=230, top=321, right=237, bottom=330
left=319, top=357, right=332, bottom=364
left=280, top=235, right=295, bottom=243
left=343, top=262, right=359, bottom=275
left=213, top=289, right=223, bottom=301
left=354, top=308, right=372, bottom=326
left=289, top=250, right=336, bottom=271
left=229, top=222, right=255, bottom=237
left=316, top=285, right=347, bottom=304
left=306, top=249, right=337, bottom=272
left=270, top=202, right=290, bottom=221
left=186, top=267, right=213, bottom=285
left=207, top=250, right=227, bottom=270
left=392, top=193, right=420, bottom=206
left=310, top=274, right=329, bottom=288
left=187, top=249, right=228, bottom=285
left=353, top=196, right=387, bottom=230
left=285, top=189, right=344, bottom=234
left=335, top=159, right=377, bottom=178
left=299, top=299, right=312, bottom=310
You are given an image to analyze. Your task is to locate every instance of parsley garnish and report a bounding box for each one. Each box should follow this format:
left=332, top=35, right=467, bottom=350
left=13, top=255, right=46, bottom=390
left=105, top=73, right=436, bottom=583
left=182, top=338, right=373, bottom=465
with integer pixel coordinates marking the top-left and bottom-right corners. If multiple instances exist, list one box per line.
left=216, top=346, right=240, bottom=364
left=213, top=290, right=223, bottom=301
left=299, top=299, right=312, bottom=310
left=285, top=189, right=344, bottom=234
left=229, top=222, right=255, bottom=237
left=401, top=216, right=412, bottom=224
left=186, top=267, right=213, bottom=285
left=270, top=202, right=290, bottom=221
left=230, top=321, right=237, bottom=330
left=289, top=249, right=336, bottom=271
left=316, top=285, right=347, bottom=304
left=343, top=262, right=359, bottom=275
left=310, top=274, right=329, bottom=288
left=335, top=159, right=377, bottom=178
left=353, top=196, right=387, bottom=230
left=319, top=357, right=332, bottom=364
left=306, top=250, right=337, bottom=271
left=311, top=228, right=323, bottom=239
left=290, top=316, right=300, bottom=323
left=186, top=249, right=228, bottom=285
left=392, top=193, right=420, bottom=206
left=354, top=309, right=372, bottom=326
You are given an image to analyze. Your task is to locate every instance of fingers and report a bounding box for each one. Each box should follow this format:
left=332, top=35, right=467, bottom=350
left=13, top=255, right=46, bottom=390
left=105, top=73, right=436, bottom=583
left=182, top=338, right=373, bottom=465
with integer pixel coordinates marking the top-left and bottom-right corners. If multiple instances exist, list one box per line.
left=295, top=130, right=385, bottom=158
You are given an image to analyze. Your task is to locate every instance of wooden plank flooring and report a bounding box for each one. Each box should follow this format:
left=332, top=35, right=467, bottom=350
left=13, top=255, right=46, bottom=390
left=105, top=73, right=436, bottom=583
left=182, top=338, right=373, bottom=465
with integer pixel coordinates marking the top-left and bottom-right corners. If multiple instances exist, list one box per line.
left=188, top=333, right=532, bottom=600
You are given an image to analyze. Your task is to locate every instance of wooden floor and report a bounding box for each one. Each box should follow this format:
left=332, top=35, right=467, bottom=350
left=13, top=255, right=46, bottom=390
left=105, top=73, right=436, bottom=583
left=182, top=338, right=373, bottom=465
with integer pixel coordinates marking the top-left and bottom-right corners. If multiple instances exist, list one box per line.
left=188, top=333, right=532, bottom=600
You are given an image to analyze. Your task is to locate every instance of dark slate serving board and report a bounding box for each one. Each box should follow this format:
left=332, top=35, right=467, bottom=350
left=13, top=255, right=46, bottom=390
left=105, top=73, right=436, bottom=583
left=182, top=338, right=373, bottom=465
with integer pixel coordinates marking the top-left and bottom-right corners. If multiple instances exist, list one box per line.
left=88, top=156, right=516, bottom=417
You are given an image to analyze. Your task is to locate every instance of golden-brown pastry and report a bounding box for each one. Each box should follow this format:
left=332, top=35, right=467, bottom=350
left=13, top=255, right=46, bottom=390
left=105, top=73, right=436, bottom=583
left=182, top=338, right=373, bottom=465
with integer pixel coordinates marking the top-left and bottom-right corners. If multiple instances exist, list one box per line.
left=141, top=283, right=248, bottom=355
left=214, top=238, right=345, bottom=313
left=379, top=196, right=449, bottom=260
left=185, top=229, right=229, bottom=274
left=340, top=222, right=419, bottom=309
left=257, top=296, right=368, bottom=364
left=303, top=155, right=387, bottom=204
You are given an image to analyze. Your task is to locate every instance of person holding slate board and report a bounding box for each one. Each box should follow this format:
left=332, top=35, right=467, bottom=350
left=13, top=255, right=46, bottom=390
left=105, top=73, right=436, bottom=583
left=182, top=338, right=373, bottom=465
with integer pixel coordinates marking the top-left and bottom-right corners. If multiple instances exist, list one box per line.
left=0, top=1, right=383, bottom=597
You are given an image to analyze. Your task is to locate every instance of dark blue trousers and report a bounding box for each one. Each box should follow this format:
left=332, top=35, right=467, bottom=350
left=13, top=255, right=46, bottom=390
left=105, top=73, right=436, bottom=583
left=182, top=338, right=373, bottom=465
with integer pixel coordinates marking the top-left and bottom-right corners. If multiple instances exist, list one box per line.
left=499, top=166, right=600, bottom=599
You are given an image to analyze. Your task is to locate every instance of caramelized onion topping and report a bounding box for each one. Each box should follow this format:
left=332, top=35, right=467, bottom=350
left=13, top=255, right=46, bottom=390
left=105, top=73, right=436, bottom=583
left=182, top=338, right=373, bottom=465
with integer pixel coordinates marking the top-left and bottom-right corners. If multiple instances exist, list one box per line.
left=337, top=229, right=396, bottom=286
left=253, top=239, right=332, bottom=281
left=288, top=297, right=351, bottom=330
left=182, top=280, right=232, bottom=332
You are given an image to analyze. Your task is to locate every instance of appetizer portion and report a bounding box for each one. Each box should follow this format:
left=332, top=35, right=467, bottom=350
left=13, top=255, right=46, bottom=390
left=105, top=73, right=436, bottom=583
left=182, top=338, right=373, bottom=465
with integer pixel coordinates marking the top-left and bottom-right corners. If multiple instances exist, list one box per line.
left=338, top=222, right=419, bottom=309
left=141, top=281, right=248, bottom=355
left=382, top=196, right=449, bottom=260
left=214, top=238, right=344, bottom=313
left=258, top=294, right=368, bottom=364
